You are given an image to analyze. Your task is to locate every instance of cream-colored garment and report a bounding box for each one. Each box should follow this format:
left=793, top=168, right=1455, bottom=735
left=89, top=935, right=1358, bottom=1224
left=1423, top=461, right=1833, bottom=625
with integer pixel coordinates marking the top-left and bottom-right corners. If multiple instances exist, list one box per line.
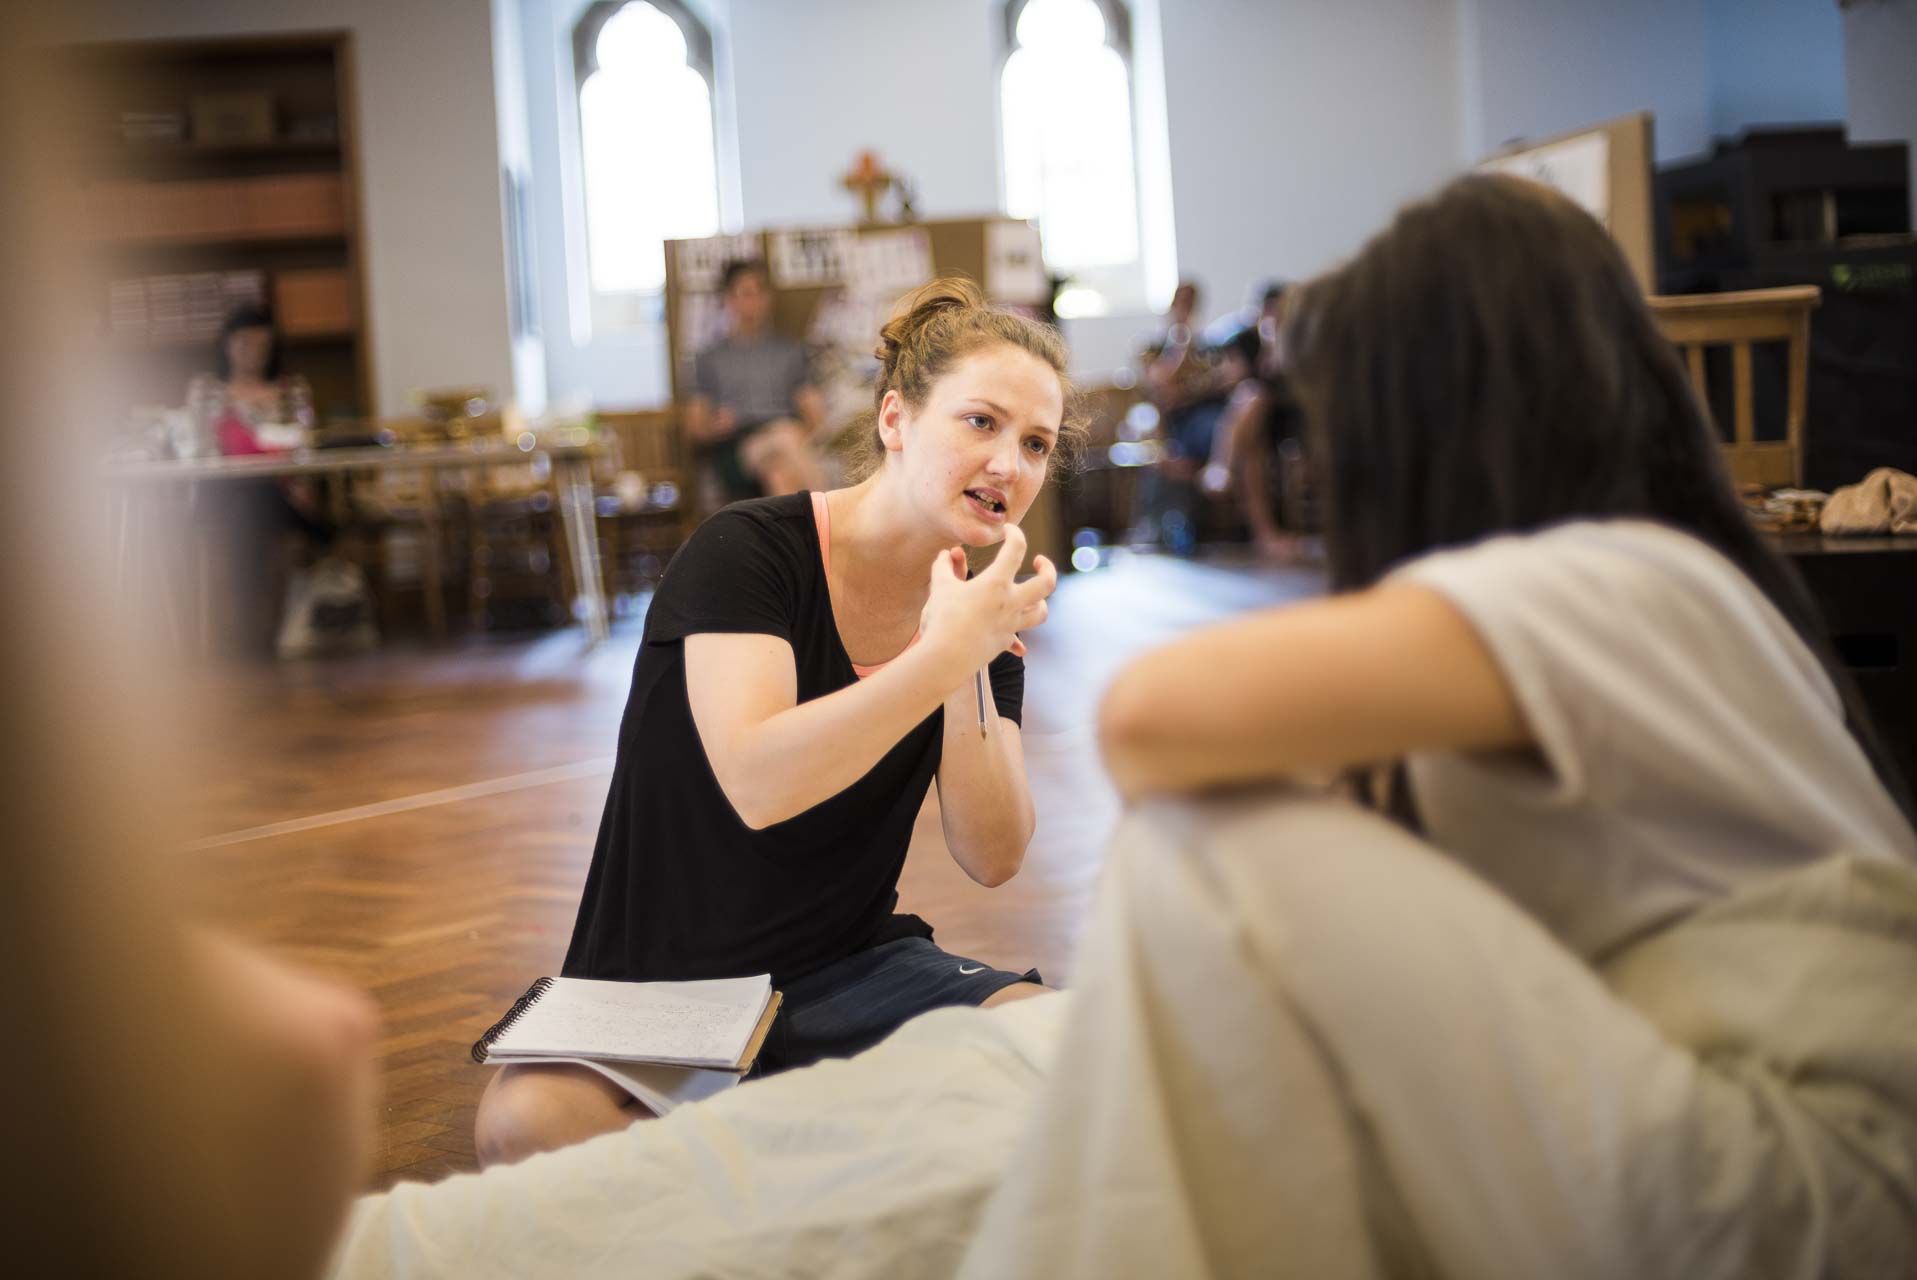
left=960, top=796, right=1917, bottom=1280
left=1821, top=466, right=1917, bottom=535
left=1391, top=520, right=1917, bottom=962
left=325, top=795, right=1917, bottom=1278
left=325, top=995, right=1063, bottom=1280
left=1605, top=853, right=1917, bottom=1195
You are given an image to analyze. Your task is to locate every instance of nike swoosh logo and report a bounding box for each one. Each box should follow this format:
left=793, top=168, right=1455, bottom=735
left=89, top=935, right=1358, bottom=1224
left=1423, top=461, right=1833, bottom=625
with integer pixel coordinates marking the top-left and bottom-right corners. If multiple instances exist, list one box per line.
left=958, top=965, right=985, bottom=975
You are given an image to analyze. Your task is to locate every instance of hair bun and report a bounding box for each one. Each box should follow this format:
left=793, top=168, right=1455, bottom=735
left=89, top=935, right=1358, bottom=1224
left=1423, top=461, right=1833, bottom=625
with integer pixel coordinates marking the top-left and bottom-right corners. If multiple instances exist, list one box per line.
left=874, top=276, right=987, bottom=372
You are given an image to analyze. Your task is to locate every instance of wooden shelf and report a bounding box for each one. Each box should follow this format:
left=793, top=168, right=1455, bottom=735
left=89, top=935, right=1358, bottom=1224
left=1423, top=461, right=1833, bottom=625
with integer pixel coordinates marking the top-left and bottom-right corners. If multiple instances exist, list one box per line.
left=107, top=137, right=342, bottom=162
left=107, top=326, right=355, bottom=351
left=79, top=171, right=350, bottom=246
left=92, top=228, right=350, bottom=251
left=135, top=137, right=341, bottom=158
left=71, top=31, right=372, bottom=421
left=101, top=137, right=345, bottom=178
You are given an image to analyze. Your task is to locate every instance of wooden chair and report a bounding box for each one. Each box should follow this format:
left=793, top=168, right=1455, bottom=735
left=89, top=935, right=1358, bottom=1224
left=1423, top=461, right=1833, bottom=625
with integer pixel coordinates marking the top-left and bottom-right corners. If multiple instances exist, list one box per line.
left=1647, top=285, right=1821, bottom=488
left=597, top=409, right=696, bottom=599
left=458, top=462, right=569, bottom=634
left=346, top=415, right=457, bottom=639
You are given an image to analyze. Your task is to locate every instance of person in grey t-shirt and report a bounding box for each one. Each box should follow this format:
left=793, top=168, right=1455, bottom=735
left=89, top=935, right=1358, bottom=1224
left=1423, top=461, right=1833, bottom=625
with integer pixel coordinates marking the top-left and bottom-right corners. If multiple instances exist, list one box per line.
left=686, top=259, right=829, bottom=502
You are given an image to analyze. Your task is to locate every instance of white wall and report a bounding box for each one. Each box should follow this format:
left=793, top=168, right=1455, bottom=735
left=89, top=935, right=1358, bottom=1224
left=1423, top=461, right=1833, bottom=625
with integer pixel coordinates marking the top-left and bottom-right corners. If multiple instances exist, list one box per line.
left=1157, top=0, right=1464, bottom=321
left=521, top=0, right=742, bottom=411
left=1705, top=0, right=1846, bottom=139
left=80, top=0, right=517, bottom=418
left=493, top=0, right=548, bottom=415
left=1844, top=0, right=1917, bottom=196
left=1464, top=0, right=1714, bottom=165
left=727, top=0, right=1001, bottom=227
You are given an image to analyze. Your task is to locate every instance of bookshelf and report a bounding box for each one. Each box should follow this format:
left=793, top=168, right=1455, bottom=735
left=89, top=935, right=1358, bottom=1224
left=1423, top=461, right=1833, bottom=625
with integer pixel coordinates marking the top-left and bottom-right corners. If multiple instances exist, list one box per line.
left=65, top=31, right=372, bottom=424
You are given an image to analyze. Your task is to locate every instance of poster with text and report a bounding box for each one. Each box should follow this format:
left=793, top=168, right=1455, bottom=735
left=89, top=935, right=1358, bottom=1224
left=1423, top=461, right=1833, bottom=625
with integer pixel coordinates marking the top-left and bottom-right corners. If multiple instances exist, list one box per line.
left=847, top=228, right=933, bottom=297
left=673, top=232, right=764, bottom=292
left=769, top=228, right=855, bottom=288
left=984, top=220, right=1047, bottom=305
left=1481, top=131, right=1610, bottom=225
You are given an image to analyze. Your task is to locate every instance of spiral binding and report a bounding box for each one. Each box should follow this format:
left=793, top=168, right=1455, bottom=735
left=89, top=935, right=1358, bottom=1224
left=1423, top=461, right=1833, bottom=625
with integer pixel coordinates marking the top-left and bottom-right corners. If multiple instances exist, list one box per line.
left=470, top=975, right=556, bottom=1063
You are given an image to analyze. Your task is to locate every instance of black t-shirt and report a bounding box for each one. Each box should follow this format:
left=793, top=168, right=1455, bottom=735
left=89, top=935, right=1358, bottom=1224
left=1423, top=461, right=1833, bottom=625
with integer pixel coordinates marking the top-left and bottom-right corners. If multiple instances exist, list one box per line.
left=562, top=493, right=1024, bottom=988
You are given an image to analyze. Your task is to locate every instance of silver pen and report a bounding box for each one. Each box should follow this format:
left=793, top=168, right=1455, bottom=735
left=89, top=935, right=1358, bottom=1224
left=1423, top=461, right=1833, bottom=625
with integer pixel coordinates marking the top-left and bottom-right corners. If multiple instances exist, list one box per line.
left=974, top=668, right=987, bottom=738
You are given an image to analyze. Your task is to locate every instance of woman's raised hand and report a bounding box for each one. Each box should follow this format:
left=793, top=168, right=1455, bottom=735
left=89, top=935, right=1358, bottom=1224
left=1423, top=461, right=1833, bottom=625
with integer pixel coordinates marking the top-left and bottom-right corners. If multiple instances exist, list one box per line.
left=922, top=524, right=1056, bottom=675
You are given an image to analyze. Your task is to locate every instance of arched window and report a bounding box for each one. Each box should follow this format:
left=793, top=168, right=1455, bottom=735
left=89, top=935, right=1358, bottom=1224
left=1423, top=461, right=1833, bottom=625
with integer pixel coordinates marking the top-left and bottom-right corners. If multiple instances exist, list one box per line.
left=574, top=0, right=720, bottom=297
left=1000, top=0, right=1142, bottom=311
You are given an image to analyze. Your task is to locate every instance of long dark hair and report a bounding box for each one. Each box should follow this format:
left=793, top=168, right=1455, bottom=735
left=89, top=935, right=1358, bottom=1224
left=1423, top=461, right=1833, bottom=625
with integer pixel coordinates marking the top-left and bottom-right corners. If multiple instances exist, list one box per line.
left=213, top=303, right=282, bottom=382
left=1282, top=172, right=1913, bottom=822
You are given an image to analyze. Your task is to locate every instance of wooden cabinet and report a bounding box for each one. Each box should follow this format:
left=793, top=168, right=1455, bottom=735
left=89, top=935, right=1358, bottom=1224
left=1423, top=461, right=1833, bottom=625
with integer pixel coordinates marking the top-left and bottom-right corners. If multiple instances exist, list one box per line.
left=273, top=268, right=355, bottom=338
left=65, top=32, right=371, bottom=423
left=80, top=172, right=349, bottom=243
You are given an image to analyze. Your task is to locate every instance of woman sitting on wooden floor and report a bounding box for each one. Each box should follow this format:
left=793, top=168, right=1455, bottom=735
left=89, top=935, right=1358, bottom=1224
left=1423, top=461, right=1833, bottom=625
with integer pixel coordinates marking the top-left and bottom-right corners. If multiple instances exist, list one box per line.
left=474, top=278, right=1068, bottom=1167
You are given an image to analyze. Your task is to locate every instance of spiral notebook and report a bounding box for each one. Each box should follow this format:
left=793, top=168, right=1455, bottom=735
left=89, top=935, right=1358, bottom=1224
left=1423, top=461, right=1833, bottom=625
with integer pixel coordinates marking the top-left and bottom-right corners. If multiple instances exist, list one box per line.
left=472, top=974, right=782, bottom=1114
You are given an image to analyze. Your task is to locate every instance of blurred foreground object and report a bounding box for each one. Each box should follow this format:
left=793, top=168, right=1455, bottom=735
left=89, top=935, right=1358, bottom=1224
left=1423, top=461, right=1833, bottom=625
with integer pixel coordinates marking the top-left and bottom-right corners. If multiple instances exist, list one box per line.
left=1821, top=467, right=1917, bottom=535
left=2, top=11, right=378, bottom=1274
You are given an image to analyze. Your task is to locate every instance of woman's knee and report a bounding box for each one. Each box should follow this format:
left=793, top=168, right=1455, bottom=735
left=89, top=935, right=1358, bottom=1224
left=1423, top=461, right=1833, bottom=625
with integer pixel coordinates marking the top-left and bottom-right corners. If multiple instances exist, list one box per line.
left=1110, top=790, right=1438, bottom=949
left=1116, top=789, right=1547, bottom=1028
left=473, top=1069, right=554, bottom=1169
left=1118, top=789, right=1399, bottom=873
left=474, top=1064, right=638, bottom=1168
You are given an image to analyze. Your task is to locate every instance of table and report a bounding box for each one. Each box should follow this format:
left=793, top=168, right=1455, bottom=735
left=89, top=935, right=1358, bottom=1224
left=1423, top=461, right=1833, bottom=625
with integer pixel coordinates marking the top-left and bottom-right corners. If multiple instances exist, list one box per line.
left=107, top=434, right=611, bottom=648
left=1766, top=531, right=1917, bottom=798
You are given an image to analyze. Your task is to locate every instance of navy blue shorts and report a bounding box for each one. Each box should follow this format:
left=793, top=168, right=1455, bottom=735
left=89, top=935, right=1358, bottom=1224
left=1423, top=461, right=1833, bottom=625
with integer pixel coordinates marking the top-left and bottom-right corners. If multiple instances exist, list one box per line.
left=754, top=937, right=1040, bottom=1074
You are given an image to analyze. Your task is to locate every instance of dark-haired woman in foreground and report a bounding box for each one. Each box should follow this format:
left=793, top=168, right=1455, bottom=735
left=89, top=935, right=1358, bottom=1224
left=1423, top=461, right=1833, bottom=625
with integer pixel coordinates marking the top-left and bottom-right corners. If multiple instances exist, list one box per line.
left=964, top=174, right=1917, bottom=1277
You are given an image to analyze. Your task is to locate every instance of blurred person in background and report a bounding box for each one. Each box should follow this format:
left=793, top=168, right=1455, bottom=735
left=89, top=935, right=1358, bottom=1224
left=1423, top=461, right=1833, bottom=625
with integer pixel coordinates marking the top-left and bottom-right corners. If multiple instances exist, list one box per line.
left=188, top=301, right=315, bottom=457
left=189, top=303, right=371, bottom=657
left=1199, top=281, right=1308, bottom=560
left=684, top=258, right=830, bottom=503
left=1134, top=279, right=1251, bottom=553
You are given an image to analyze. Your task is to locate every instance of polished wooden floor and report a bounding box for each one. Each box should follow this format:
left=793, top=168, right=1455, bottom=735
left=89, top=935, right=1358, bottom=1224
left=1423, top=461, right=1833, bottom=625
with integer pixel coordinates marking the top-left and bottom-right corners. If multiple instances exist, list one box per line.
left=183, top=550, right=1321, bottom=1189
